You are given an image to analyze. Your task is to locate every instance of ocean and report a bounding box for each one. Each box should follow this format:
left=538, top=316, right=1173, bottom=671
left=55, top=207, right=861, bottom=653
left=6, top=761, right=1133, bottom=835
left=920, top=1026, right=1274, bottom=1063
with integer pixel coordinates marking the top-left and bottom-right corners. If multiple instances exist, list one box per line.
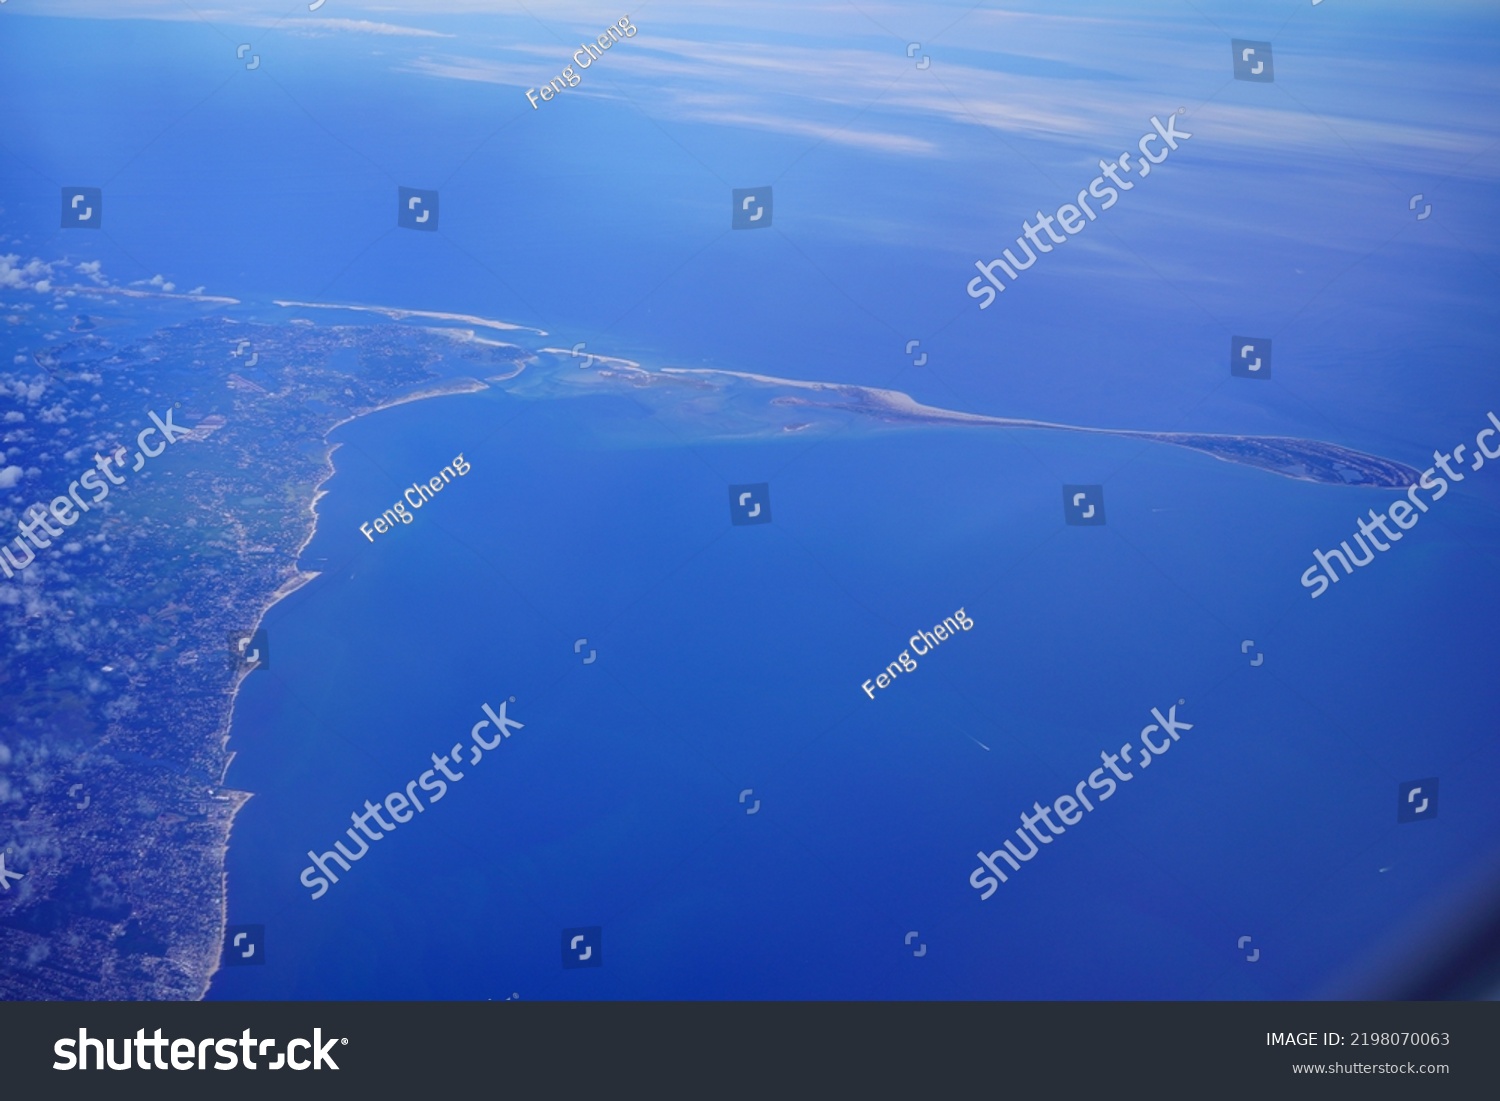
left=1, top=4, right=1496, bottom=1002
left=203, top=354, right=1500, bottom=998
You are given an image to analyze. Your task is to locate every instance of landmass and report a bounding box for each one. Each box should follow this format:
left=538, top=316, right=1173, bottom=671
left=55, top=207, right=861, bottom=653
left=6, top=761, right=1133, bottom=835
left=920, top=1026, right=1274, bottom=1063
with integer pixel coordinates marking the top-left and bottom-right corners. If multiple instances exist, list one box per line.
left=0, top=286, right=1422, bottom=1000
left=657, top=368, right=1420, bottom=487
left=0, top=298, right=523, bottom=999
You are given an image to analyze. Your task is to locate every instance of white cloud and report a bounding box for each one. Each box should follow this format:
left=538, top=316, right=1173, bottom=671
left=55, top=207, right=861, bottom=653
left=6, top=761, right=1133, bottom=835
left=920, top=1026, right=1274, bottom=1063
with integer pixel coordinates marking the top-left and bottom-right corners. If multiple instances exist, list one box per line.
left=296, top=18, right=454, bottom=38
left=0, top=255, right=56, bottom=293
left=10, top=379, right=47, bottom=405
left=75, top=260, right=108, bottom=286
left=402, top=55, right=510, bottom=87
left=390, top=17, right=1499, bottom=173
left=706, top=112, right=936, bottom=156
left=19, top=0, right=1500, bottom=178
left=0, top=466, right=24, bottom=489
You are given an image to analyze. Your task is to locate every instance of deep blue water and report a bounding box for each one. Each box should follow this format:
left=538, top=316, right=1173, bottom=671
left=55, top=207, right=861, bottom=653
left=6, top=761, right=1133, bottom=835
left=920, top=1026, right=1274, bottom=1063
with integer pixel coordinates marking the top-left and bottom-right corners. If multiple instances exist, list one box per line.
left=205, top=387, right=1500, bottom=1002
left=203, top=376, right=1500, bottom=999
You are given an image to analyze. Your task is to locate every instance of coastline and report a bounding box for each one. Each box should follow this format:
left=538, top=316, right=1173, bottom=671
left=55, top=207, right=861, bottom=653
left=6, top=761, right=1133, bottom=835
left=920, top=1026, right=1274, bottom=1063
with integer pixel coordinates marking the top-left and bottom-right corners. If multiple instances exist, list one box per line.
left=195, top=307, right=1416, bottom=998
left=658, top=366, right=1421, bottom=487
left=58, top=284, right=241, bottom=305
left=198, top=376, right=490, bottom=998
left=324, top=376, right=490, bottom=433
left=272, top=299, right=547, bottom=336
